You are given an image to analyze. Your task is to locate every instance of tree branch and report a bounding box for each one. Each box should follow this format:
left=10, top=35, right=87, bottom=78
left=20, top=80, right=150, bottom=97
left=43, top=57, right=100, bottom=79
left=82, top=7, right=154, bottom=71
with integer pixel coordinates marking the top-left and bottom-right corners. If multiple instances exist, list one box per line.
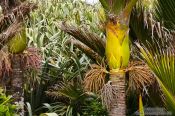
left=66, top=38, right=103, bottom=63
left=59, top=22, right=106, bottom=57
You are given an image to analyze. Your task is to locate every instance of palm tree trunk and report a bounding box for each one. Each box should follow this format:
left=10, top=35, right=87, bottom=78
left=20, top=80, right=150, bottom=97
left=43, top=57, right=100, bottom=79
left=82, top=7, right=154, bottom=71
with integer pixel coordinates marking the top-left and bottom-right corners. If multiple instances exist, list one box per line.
left=10, top=54, right=24, bottom=116
left=109, top=71, right=126, bottom=116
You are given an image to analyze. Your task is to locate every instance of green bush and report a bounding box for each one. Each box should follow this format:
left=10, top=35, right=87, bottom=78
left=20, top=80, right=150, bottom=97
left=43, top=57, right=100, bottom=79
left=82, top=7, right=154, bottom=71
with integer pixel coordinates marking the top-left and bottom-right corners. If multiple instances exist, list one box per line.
left=0, top=88, right=18, bottom=116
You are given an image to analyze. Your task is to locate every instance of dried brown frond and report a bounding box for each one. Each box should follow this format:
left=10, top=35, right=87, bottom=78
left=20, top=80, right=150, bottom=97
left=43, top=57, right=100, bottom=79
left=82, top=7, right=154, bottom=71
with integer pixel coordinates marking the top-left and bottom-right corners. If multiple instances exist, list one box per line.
left=0, top=0, right=21, bottom=14
left=126, top=61, right=155, bottom=92
left=101, top=81, right=118, bottom=111
left=58, top=22, right=105, bottom=57
left=66, top=38, right=103, bottom=63
left=22, top=47, right=42, bottom=70
left=0, top=2, right=37, bottom=32
left=0, top=50, right=12, bottom=83
left=84, top=63, right=107, bottom=93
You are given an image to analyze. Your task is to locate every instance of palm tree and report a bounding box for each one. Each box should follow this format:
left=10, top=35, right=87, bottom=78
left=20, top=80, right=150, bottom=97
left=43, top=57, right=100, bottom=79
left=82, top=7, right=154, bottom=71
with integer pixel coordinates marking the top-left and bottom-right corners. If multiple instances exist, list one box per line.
left=0, top=0, right=37, bottom=115
left=59, top=0, right=175, bottom=115
left=60, top=0, right=139, bottom=115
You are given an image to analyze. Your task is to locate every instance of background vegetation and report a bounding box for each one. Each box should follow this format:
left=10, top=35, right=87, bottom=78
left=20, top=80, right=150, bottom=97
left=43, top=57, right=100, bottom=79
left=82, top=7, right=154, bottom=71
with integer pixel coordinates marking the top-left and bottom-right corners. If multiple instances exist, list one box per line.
left=0, top=0, right=175, bottom=116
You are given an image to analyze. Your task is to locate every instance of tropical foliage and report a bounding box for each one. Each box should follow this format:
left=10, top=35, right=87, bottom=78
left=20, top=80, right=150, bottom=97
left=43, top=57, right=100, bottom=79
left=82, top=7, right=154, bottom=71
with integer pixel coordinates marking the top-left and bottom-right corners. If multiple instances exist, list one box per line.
left=0, top=88, right=17, bottom=116
left=0, top=0, right=175, bottom=116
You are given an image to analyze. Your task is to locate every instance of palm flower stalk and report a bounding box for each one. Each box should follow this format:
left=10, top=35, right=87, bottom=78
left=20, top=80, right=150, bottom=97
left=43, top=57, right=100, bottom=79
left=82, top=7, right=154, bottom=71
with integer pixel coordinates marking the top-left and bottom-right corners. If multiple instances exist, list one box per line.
left=100, top=0, right=138, bottom=115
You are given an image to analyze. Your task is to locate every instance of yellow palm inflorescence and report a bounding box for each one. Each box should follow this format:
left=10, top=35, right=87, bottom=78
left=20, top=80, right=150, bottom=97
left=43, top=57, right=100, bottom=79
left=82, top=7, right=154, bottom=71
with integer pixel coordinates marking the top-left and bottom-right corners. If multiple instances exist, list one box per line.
left=105, top=21, right=130, bottom=69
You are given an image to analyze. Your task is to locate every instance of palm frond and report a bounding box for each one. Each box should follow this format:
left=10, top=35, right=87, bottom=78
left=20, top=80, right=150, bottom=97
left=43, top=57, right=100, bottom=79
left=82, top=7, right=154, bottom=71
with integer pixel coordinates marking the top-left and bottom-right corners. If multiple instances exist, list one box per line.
left=137, top=42, right=175, bottom=94
left=154, top=0, right=175, bottom=29
left=47, top=82, right=84, bottom=101
left=65, top=39, right=103, bottom=63
left=157, top=78, right=175, bottom=114
left=136, top=39, right=175, bottom=113
left=99, top=0, right=125, bottom=15
left=130, top=5, right=151, bottom=44
left=124, top=0, right=138, bottom=17
left=130, top=5, right=174, bottom=49
left=58, top=22, right=105, bottom=57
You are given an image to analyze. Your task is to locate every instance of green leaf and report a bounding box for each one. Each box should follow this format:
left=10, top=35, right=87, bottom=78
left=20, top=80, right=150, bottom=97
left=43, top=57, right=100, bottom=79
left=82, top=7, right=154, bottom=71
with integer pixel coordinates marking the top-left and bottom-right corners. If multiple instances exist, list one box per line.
left=6, top=111, right=11, bottom=116
left=154, top=0, right=175, bottom=29
left=99, top=0, right=109, bottom=10
left=99, top=0, right=126, bottom=15
left=40, top=113, right=58, bottom=116
left=0, top=105, right=8, bottom=112
left=139, top=94, right=144, bottom=116
left=157, top=78, right=175, bottom=114
left=26, top=102, right=33, bottom=116
left=137, top=40, right=175, bottom=114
